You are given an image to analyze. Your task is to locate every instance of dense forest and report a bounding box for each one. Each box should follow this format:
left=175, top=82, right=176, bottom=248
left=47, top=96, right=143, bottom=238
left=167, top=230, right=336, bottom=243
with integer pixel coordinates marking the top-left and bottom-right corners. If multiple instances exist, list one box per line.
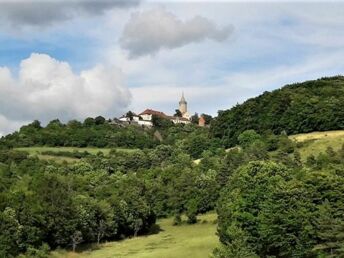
left=1, top=76, right=344, bottom=257
left=211, top=76, right=344, bottom=147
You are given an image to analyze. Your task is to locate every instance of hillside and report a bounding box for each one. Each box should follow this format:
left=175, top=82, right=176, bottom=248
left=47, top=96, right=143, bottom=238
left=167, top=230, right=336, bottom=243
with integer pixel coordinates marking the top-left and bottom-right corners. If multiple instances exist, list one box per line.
left=1, top=77, right=344, bottom=258
left=291, top=130, right=344, bottom=160
left=211, top=76, right=344, bottom=147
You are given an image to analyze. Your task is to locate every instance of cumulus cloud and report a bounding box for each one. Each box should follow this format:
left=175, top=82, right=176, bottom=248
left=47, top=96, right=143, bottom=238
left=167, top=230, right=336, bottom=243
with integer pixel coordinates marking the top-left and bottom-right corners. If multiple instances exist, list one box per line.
left=0, top=53, right=131, bottom=135
left=120, top=9, right=234, bottom=57
left=0, top=0, right=139, bottom=27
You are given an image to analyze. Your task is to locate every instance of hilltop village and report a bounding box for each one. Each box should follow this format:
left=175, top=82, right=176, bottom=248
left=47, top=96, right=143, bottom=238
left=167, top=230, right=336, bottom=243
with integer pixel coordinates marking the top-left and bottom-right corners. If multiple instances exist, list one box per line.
left=117, top=94, right=208, bottom=127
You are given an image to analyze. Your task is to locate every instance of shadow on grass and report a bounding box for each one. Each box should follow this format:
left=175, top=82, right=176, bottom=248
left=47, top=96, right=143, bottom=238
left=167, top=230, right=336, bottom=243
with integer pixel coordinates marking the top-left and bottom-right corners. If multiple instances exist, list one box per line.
left=71, top=224, right=164, bottom=254
left=74, top=243, right=101, bottom=253
left=147, top=224, right=164, bottom=235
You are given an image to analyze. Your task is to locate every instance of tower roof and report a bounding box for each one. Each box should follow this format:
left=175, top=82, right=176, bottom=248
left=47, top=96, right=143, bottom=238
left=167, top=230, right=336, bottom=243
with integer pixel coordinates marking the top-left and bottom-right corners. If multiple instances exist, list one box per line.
left=179, top=92, right=187, bottom=103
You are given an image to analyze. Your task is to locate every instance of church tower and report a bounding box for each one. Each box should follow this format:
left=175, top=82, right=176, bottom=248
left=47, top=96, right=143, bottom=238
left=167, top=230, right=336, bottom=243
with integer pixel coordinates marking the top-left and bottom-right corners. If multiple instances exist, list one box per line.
left=179, top=92, right=187, bottom=114
left=179, top=93, right=190, bottom=119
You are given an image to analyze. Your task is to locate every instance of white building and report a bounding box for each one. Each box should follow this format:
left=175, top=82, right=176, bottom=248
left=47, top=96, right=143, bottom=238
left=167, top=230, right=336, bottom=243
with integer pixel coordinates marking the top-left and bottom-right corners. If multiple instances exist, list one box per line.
left=117, top=94, right=192, bottom=127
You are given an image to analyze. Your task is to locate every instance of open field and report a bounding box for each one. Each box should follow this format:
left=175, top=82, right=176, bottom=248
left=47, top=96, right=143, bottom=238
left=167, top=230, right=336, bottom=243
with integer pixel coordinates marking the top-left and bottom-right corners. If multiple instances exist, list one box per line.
left=15, top=146, right=129, bottom=155
left=15, top=147, right=139, bottom=162
left=50, top=213, right=218, bottom=258
left=290, top=130, right=344, bottom=159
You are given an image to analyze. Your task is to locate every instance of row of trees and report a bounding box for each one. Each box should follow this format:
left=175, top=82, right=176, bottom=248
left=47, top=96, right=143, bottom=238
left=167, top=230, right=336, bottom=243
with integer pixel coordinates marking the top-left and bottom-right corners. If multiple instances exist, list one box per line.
left=0, top=118, right=158, bottom=149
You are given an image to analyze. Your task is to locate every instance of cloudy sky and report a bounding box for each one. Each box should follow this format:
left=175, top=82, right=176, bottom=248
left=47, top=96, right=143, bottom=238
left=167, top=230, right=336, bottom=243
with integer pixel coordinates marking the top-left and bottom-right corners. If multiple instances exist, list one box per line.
left=0, top=0, right=344, bottom=136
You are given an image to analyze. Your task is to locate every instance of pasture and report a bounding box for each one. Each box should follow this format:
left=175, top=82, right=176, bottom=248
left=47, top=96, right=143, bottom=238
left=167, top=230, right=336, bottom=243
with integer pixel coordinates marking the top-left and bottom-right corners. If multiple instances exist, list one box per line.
left=290, top=130, right=344, bottom=159
left=15, top=147, right=139, bottom=162
left=50, top=213, right=218, bottom=258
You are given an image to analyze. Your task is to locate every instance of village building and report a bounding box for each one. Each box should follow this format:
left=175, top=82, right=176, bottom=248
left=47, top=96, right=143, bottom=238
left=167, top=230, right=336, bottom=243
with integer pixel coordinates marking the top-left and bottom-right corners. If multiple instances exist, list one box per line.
left=117, top=93, right=192, bottom=127
left=198, top=115, right=206, bottom=127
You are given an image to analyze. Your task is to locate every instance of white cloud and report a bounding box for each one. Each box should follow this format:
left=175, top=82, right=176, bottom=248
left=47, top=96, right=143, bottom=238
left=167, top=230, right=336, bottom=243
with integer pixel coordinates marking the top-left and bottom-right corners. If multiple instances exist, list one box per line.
left=0, top=53, right=131, bottom=135
left=120, top=8, right=233, bottom=57
left=0, top=115, right=27, bottom=137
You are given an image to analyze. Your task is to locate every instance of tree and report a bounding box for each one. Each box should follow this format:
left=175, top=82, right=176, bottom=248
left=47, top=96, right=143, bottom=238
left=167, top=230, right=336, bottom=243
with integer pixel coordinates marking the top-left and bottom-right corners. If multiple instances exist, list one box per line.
left=190, top=113, right=199, bottom=124
left=95, top=116, right=106, bottom=125
left=201, top=113, right=213, bottom=125
left=133, top=219, right=143, bottom=237
left=46, top=119, right=63, bottom=129
left=174, top=109, right=182, bottom=117
left=71, top=231, right=83, bottom=252
left=0, top=207, right=23, bottom=257
left=152, top=115, right=173, bottom=128
left=126, top=111, right=135, bottom=121
left=213, top=225, right=258, bottom=258
left=30, top=120, right=42, bottom=129
left=217, top=161, right=314, bottom=257
left=83, top=117, right=95, bottom=127
left=313, top=201, right=344, bottom=257
left=238, top=130, right=262, bottom=148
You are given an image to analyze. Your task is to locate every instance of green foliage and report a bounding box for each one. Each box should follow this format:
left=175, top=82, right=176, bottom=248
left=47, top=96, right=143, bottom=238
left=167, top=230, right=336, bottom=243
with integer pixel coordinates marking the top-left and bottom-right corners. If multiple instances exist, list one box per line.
left=211, top=76, right=344, bottom=147
left=312, top=201, right=344, bottom=257
left=190, top=113, right=199, bottom=124
left=151, top=115, right=174, bottom=128
left=201, top=113, right=213, bottom=125
left=0, top=118, right=158, bottom=149
left=238, top=130, right=262, bottom=148
left=216, top=154, right=344, bottom=258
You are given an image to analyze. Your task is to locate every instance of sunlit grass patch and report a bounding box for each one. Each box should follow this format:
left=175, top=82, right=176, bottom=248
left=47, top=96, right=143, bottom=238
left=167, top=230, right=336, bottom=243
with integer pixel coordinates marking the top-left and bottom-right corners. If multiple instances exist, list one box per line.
left=50, top=212, right=218, bottom=258
left=290, top=130, right=344, bottom=160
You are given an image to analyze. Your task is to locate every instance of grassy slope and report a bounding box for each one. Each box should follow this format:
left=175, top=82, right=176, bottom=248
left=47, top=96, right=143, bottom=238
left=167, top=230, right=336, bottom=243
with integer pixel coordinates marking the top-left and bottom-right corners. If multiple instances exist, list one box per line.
left=290, top=130, right=344, bottom=160
left=15, top=147, right=139, bottom=162
left=50, top=213, right=218, bottom=258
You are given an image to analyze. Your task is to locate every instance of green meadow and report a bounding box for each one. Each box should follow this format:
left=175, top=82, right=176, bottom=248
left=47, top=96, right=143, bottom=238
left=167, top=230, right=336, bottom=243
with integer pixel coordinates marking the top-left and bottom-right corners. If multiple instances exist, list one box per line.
left=50, top=213, right=218, bottom=258
left=15, top=147, right=139, bottom=162
left=291, top=130, right=344, bottom=160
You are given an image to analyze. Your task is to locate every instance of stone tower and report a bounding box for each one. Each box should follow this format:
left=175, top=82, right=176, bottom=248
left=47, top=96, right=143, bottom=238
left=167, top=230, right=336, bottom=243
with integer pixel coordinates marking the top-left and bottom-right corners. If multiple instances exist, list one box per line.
left=179, top=92, right=187, bottom=114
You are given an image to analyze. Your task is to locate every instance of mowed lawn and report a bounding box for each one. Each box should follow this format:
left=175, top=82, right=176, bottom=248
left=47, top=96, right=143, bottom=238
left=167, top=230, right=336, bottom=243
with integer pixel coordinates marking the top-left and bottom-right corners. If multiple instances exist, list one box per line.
left=50, top=213, right=218, bottom=258
left=290, top=130, right=344, bottom=160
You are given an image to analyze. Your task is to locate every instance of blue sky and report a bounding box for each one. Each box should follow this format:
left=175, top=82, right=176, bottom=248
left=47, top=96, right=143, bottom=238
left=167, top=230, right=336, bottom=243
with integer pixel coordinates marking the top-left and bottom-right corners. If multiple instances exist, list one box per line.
left=0, top=1, right=344, bottom=135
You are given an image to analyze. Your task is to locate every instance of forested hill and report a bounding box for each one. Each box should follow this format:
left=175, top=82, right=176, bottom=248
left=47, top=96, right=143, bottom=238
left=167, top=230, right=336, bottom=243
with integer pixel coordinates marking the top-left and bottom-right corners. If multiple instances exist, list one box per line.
left=211, top=76, right=344, bottom=147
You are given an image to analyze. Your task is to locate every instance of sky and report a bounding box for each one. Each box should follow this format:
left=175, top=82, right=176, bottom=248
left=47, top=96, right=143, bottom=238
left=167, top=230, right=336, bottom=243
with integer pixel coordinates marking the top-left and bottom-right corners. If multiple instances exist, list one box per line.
left=1, top=0, right=344, bottom=136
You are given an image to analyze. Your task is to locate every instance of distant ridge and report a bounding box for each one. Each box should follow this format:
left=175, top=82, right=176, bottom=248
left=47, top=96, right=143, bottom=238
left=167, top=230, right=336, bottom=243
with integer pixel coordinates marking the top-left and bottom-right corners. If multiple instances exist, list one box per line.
left=211, top=76, right=344, bottom=147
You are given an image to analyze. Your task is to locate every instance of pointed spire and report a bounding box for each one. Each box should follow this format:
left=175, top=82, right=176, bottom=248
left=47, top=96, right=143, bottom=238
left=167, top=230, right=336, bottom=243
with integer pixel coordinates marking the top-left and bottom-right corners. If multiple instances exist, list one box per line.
left=180, top=92, right=186, bottom=103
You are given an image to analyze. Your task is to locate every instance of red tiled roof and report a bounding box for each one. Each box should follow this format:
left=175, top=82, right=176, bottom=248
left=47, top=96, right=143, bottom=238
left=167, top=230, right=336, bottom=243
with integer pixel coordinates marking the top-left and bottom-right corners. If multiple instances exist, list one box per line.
left=139, top=109, right=190, bottom=122
left=139, top=109, right=167, bottom=117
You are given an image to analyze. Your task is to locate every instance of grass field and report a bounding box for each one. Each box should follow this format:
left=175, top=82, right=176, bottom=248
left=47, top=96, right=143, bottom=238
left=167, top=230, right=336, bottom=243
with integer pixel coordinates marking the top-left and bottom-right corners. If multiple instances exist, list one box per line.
left=15, top=147, right=139, bottom=162
left=290, top=130, right=344, bottom=159
left=50, top=213, right=218, bottom=258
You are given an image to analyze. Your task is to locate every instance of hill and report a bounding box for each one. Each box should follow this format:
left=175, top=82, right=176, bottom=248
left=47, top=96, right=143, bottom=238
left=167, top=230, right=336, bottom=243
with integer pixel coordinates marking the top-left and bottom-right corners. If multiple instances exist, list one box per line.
left=211, top=76, right=344, bottom=147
